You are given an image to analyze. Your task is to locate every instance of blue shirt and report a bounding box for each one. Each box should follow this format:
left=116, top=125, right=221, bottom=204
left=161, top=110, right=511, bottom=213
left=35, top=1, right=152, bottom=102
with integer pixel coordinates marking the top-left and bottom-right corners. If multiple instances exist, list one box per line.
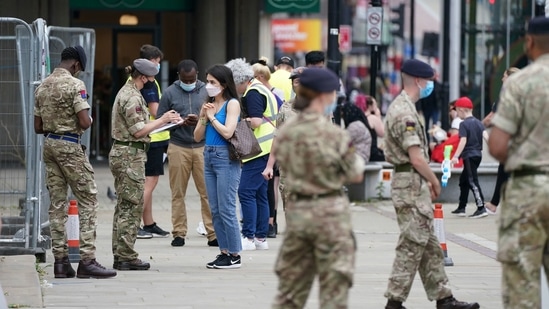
left=205, top=100, right=235, bottom=146
left=140, top=82, right=160, bottom=104
left=458, top=116, right=484, bottom=159
left=242, top=90, right=266, bottom=117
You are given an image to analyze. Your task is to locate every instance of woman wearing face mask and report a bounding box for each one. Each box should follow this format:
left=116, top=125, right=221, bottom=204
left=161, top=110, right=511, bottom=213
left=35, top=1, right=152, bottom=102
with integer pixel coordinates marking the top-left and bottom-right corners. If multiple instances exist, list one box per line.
left=272, top=68, right=364, bottom=308
left=194, top=64, right=243, bottom=269
left=110, top=59, right=182, bottom=271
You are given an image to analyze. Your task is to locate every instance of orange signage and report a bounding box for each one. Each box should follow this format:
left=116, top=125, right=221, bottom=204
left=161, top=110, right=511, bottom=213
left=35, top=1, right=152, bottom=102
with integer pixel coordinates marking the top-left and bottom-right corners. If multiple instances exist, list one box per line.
left=272, top=19, right=322, bottom=53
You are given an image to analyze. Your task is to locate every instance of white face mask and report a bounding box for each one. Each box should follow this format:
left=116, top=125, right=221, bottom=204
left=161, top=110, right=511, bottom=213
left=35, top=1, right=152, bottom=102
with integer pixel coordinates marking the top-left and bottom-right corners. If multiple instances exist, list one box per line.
left=205, top=83, right=222, bottom=97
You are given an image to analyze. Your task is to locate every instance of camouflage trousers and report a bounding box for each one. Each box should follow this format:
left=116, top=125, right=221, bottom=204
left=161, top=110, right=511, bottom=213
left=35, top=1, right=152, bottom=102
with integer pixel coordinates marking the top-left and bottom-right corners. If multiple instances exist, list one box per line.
left=109, top=145, right=146, bottom=261
left=385, top=172, right=452, bottom=302
left=273, top=195, right=356, bottom=309
left=43, top=138, right=98, bottom=260
left=278, top=171, right=289, bottom=211
left=498, top=175, right=549, bottom=309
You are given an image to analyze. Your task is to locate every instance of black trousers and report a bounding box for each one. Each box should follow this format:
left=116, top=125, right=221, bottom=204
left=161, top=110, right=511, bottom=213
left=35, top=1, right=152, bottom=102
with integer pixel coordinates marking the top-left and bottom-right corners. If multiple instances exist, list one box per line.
left=490, top=163, right=510, bottom=206
left=268, top=176, right=276, bottom=220
left=459, top=156, right=485, bottom=208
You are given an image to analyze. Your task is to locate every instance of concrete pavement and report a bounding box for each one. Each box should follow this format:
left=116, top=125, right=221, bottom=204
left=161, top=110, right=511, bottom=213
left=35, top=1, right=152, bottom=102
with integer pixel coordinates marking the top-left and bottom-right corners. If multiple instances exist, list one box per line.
left=1, top=161, right=502, bottom=308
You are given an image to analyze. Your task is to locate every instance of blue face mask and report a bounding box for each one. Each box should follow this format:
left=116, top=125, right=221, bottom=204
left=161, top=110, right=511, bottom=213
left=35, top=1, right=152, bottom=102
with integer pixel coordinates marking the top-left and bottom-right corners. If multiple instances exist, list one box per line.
left=324, top=98, right=337, bottom=116
left=157, top=63, right=161, bottom=71
left=418, top=80, right=434, bottom=99
left=180, top=82, right=196, bottom=92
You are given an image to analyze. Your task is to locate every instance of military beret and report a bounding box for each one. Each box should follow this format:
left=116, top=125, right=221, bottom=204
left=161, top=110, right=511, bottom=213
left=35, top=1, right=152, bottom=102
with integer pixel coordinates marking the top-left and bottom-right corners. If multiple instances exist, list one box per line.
left=527, top=16, right=549, bottom=35
left=401, top=59, right=434, bottom=78
left=133, top=58, right=159, bottom=76
left=298, top=68, right=339, bottom=92
left=74, top=46, right=87, bottom=71
left=455, top=96, right=473, bottom=109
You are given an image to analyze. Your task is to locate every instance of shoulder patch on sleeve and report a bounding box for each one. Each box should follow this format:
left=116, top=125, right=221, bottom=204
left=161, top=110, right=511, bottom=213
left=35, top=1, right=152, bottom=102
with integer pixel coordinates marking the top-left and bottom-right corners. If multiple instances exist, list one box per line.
left=405, top=121, right=416, bottom=131
left=79, top=89, right=88, bottom=99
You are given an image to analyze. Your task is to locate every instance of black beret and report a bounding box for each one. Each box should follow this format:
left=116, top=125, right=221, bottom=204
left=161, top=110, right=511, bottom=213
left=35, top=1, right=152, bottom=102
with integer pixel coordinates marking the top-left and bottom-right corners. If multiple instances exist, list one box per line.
left=401, top=59, right=434, bottom=78
left=299, top=68, right=339, bottom=92
left=133, top=59, right=159, bottom=76
left=74, top=46, right=87, bottom=71
left=527, top=16, right=549, bottom=35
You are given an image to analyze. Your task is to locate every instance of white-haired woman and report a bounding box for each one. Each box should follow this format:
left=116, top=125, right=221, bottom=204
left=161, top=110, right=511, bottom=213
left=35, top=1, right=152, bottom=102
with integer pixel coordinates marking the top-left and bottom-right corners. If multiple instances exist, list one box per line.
left=225, top=58, right=278, bottom=251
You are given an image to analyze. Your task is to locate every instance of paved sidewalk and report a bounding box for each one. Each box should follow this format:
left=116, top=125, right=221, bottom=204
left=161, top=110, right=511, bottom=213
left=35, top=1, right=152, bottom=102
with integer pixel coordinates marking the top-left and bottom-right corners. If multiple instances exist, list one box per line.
left=2, top=161, right=502, bottom=308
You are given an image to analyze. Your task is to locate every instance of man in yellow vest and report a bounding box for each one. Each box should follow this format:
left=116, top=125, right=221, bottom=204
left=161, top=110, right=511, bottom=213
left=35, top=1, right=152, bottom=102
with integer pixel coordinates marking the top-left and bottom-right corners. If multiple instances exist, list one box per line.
left=225, top=58, right=278, bottom=251
left=136, top=45, right=170, bottom=238
left=269, top=56, right=294, bottom=102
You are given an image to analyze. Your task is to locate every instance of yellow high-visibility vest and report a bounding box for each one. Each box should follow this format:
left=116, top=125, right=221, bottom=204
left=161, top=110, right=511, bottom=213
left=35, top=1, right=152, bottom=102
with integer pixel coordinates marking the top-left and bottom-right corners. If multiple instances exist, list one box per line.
left=242, top=79, right=278, bottom=163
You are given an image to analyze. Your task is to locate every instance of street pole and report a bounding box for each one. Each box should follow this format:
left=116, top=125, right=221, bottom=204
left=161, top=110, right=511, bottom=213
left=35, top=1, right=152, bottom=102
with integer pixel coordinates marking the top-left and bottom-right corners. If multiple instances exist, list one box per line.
left=369, top=0, right=382, bottom=99
left=327, top=0, right=341, bottom=76
left=410, top=0, right=415, bottom=58
left=440, top=0, right=450, bottom=130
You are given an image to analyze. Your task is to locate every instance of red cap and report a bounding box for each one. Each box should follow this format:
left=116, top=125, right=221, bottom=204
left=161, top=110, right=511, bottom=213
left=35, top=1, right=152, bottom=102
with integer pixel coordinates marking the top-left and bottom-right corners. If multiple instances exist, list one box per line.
left=455, top=97, right=473, bottom=109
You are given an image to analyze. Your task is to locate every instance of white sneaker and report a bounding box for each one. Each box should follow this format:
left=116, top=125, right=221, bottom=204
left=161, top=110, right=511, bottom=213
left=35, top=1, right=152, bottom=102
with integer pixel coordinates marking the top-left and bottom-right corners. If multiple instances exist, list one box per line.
left=241, top=236, right=256, bottom=251
left=254, top=238, right=269, bottom=250
left=196, top=222, right=207, bottom=236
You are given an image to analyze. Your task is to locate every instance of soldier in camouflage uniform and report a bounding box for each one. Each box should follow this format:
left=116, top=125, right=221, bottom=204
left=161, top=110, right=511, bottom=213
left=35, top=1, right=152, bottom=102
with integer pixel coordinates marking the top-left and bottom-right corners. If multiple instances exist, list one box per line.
left=34, top=46, right=116, bottom=279
left=383, top=59, right=479, bottom=309
left=488, top=17, right=549, bottom=309
left=110, top=59, right=181, bottom=271
left=272, top=68, right=364, bottom=309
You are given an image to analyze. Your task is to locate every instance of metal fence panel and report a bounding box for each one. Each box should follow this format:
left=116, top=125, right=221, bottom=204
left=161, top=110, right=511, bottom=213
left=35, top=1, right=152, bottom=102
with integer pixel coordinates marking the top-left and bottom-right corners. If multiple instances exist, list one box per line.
left=0, top=18, right=96, bottom=261
left=0, top=17, right=41, bottom=253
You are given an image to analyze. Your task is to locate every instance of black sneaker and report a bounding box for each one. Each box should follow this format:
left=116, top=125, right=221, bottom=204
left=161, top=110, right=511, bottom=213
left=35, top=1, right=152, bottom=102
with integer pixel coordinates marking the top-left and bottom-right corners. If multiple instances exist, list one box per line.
left=451, top=208, right=466, bottom=217
left=206, top=254, right=228, bottom=269
left=143, top=223, right=169, bottom=237
left=207, top=239, right=219, bottom=247
left=469, top=207, right=488, bottom=219
left=214, top=254, right=241, bottom=269
left=136, top=228, right=153, bottom=239
left=171, top=236, right=185, bottom=247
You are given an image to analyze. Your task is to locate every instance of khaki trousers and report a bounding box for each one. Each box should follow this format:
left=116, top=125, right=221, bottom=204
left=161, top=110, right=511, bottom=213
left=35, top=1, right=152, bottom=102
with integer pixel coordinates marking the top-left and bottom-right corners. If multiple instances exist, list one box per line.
left=167, top=144, right=215, bottom=241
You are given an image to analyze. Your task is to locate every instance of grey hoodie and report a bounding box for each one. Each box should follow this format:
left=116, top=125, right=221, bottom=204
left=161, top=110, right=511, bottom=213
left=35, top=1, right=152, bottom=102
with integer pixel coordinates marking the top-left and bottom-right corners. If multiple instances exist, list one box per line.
left=157, top=79, right=208, bottom=148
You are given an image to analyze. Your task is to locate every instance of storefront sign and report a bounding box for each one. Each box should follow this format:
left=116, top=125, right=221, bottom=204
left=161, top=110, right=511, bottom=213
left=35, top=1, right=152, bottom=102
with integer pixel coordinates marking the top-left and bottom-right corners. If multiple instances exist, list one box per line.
left=265, top=0, right=320, bottom=13
left=272, top=19, right=322, bottom=53
left=70, top=0, right=193, bottom=11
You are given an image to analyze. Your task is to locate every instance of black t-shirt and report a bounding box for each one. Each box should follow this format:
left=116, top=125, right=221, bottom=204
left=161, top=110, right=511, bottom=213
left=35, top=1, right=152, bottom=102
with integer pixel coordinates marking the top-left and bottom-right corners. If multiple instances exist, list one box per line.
left=458, top=116, right=484, bottom=159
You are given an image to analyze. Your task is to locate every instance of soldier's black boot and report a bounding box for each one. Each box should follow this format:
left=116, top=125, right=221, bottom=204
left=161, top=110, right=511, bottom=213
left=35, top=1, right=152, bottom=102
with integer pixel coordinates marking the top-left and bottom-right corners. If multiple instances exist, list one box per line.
left=385, top=299, right=406, bottom=309
left=54, top=256, right=76, bottom=278
left=436, top=296, right=479, bottom=309
left=117, top=258, right=150, bottom=271
left=76, top=259, right=117, bottom=279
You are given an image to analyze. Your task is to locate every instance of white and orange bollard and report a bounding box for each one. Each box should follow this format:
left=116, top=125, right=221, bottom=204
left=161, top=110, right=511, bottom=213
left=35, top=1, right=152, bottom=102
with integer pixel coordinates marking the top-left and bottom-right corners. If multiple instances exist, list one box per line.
left=434, top=203, right=454, bottom=266
left=66, top=199, right=80, bottom=263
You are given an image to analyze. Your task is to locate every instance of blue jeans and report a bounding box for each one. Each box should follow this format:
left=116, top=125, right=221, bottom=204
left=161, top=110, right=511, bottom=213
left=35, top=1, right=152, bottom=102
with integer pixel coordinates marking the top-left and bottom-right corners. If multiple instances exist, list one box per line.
left=203, top=146, right=242, bottom=254
left=238, top=155, right=269, bottom=239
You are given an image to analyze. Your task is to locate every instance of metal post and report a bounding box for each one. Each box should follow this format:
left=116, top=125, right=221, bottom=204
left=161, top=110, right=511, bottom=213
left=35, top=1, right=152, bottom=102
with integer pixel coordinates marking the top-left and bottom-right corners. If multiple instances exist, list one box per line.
left=440, top=0, right=450, bottom=130
left=410, top=0, right=415, bottom=58
left=327, top=0, right=341, bottom=76
left=370, top=0, right=382, bottom=99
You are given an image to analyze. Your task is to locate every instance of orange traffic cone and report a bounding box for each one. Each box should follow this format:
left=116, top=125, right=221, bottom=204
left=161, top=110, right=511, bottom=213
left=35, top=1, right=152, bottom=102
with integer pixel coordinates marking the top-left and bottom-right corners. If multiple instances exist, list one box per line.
left=434, top=203, right=454, bottom=266
left=66, top=200, right=80, bottom=263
